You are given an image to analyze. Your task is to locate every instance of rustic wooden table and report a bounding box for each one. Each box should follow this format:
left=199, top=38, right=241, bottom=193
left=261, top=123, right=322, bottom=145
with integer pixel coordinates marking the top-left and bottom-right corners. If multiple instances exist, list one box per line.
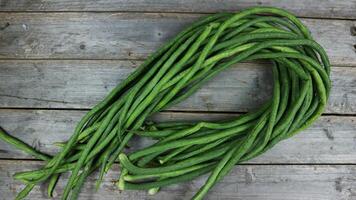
left=0, top=1, right=355, bottom=199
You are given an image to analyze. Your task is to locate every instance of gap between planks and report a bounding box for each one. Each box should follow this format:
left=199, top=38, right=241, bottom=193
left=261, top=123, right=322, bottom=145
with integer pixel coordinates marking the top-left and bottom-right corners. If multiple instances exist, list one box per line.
left=0, top=157, right=355, bottom=166
left=0, top=10, right=353, bottom=21
left=0, top=108, right=356, bottom=117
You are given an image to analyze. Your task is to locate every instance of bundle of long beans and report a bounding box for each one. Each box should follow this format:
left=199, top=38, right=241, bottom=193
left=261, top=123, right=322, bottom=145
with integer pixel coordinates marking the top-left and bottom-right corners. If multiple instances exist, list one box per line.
left=0, top=6, right=330, bottom=200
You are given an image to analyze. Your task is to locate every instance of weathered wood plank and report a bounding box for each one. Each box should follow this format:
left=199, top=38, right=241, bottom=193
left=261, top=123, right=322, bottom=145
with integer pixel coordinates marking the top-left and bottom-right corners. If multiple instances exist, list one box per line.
left=0, top=13, right=355, bottom=66
left=0, top=60, right=355, bottom=114
left=0, top=0, right=355, bottom=20
left=0, top=160, right=355, bottom=200
left=0, top=109, right=355, bottom=163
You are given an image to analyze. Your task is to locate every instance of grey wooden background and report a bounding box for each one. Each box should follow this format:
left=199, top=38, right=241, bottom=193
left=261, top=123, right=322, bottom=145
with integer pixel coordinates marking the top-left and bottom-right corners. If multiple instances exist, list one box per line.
left=0, top=0, right=355, bottom=199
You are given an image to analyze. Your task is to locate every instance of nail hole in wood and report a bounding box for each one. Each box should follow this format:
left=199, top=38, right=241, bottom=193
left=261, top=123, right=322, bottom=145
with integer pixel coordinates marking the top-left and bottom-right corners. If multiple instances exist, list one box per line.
left=0, top=22, right=10, bottom=30
left=79, top=44, right=86, bottom=50
left=351, top=26, right=356, bottom=36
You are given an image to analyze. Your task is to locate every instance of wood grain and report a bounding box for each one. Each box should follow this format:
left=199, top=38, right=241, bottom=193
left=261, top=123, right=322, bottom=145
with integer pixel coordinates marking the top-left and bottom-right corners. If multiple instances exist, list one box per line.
left=0, top=0, right=355, bottom=20
left=0, top=13, right=355, bottom=66
left=0, top=160, right=355, bottom=200
left=0, top=1, right=354, bottom=200
left=0, top=60, right=354, bottom=114
left=0, top=109, right=355, bottom=163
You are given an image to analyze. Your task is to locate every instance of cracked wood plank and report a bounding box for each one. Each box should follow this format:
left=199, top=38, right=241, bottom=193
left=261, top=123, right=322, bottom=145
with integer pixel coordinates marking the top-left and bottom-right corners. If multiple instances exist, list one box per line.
left=0, top=13, right=355, bottom=66
left=0, top=0, right=355, bottom=20
left=0, top=109, right=355, bottom=163
left=0, top=160, right=355, bottom=200
left=0, top=60, right=355, bottom=114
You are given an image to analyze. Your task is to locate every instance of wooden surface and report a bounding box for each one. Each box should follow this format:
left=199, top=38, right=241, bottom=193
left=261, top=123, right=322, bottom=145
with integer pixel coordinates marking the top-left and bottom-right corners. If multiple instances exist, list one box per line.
left=0, top=1, right=355, bottom=199
left=0, top=0, right=356, bottom=19
left=1, top=160, right=356, bottom=200
left=1, top=61, right=355, bottom=114
left=1, top=110, right=355, bottom=164
left=0, top=13, right=355, bottom=65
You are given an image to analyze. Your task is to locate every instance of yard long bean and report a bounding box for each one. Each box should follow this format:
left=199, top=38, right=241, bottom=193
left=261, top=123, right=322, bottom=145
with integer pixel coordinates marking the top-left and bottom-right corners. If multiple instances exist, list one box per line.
left=0, top=6, right=330, bottom=200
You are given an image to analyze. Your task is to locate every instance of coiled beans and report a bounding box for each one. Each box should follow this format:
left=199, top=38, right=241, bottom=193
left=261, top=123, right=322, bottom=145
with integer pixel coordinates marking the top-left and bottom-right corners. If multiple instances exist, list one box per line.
left=0, top=6, right=331, bottom=200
